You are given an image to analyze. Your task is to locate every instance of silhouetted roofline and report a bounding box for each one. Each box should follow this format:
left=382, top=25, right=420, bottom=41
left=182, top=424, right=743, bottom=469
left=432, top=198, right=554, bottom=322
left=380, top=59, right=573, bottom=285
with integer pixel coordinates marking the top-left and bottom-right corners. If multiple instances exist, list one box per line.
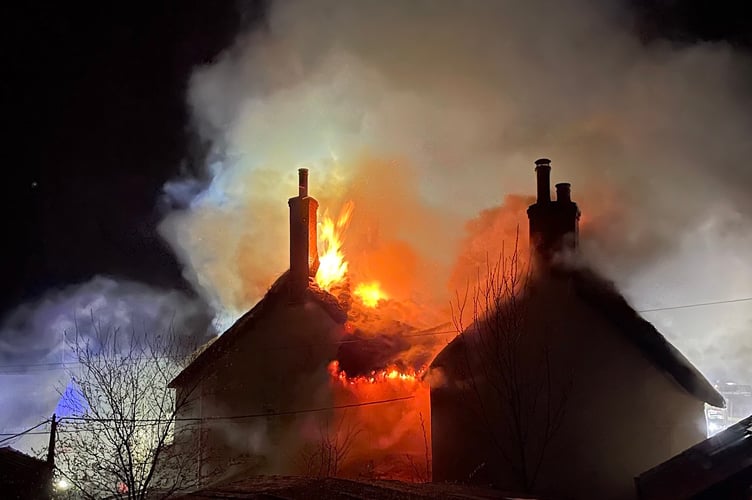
left=569, top=268, right=725, bottom=408
left=168, top=271, right=346, bottom=388
left=431, top=267, right=724, bottom=408
left=0, top=446, right=49, bottom=471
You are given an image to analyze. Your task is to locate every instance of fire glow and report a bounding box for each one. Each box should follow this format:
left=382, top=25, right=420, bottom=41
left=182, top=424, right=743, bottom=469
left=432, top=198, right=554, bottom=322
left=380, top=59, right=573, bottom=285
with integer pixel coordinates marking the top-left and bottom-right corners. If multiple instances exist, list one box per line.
left=328, top=360, right=425, bottom=385
left=353, top=281, right=387, bottom=307
left=315, top=201, right=388, bottom=309
left=314, top=200, right=423, bottom=385
left=316, top=201, right=354, bottom=292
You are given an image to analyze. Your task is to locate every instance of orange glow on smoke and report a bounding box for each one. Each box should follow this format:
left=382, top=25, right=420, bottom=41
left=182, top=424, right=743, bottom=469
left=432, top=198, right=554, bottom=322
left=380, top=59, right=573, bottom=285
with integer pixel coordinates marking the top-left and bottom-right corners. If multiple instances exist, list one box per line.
left=314, top=192, right=437, bottom=481
left=316, top=201, right=354, bottom=291
left=353, top=281, right=387, bottom=307
left=327, top=360, right=432, bottom=481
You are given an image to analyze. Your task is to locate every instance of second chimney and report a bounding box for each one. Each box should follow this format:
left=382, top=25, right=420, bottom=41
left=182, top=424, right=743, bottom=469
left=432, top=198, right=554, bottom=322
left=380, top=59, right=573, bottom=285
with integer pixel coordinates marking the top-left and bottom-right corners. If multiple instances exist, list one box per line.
left=288, top=168, right=319, bottom=302
left=555, top=182, right=571, bottom=203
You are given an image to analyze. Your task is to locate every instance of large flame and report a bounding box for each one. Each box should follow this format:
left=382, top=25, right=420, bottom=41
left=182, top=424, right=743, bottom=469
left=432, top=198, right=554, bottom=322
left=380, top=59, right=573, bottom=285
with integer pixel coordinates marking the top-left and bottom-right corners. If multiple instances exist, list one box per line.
left=311, top=198, right=436, bottom=481
left=353, top=281, right=387, bottom=307
left=316, top=201, right=354, bottom=291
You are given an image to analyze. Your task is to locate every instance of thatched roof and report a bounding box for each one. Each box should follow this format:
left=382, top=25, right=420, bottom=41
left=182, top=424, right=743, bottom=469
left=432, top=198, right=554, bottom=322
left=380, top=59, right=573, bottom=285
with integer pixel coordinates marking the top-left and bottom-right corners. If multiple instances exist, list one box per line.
left=432, top=267, right=724, bottom=408
left=169, top=272, right=346, bottom=388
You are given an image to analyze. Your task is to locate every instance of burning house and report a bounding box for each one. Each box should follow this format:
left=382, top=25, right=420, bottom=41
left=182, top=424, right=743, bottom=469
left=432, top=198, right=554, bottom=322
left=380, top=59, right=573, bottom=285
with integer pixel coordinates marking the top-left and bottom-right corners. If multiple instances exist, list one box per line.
left=429, top=159, right=726, bottom=499
left=168, top=169, right=433, bottom=484
left=168, top=169, right=347, bottom=482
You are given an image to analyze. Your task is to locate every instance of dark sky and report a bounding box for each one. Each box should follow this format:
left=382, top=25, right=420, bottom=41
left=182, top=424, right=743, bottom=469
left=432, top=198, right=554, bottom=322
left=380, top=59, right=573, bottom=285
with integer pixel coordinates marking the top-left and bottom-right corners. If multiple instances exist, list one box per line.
left=0, top=0, right=749, bottom=316
left=1, top=2, right=267, bottom=313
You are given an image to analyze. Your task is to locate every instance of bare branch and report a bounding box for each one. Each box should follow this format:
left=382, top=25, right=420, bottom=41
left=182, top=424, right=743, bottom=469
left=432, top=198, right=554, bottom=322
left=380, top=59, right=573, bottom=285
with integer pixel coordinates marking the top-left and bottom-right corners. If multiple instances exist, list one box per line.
left=449, top=228, right=570, bottom=491
left=56, top=315, right=208, bottom=499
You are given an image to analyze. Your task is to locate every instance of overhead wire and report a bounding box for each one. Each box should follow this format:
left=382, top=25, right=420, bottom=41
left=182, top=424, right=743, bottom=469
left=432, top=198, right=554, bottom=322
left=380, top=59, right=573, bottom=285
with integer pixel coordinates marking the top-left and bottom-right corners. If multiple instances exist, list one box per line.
left=636, top=296, right=752, bottom=313
left=1, top=295, right=750, bottom=373
left=2, top=296, right=749, bottom=438
left=0, top=328, right=457, bottom=373
left=0, top=396, right=415, bottom=438
left=61, top=395, right=415, bottom=423
left=0, top=419, right=50, bottom=444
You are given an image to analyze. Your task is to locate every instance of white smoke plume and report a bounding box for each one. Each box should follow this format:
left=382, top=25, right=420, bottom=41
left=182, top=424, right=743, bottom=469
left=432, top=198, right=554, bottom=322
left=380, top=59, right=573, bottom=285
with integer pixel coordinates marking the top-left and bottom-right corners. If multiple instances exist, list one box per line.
left=159, top=0, right=752, bottom=386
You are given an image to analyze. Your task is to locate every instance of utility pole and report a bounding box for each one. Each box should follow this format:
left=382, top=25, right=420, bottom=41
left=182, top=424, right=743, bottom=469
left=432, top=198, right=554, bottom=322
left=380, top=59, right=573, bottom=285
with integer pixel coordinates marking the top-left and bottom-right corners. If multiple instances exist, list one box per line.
left=47, top=413, right=57, bottom=467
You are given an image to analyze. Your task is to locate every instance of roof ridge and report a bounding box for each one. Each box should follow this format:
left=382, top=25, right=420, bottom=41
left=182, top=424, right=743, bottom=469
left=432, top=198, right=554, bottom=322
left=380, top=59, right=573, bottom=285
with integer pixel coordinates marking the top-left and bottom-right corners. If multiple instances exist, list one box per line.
left=168, top=271, right=346, bottom=388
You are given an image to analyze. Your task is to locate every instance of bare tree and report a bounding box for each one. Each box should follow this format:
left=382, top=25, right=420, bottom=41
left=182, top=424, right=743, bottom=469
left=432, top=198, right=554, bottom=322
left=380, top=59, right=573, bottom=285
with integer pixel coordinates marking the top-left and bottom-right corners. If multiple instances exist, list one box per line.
left=54, top=315, right=207, bottom=500
left=451, top=234, right=569, bottom=491
left=297, top=411, right=362, bottom=478
left=403, top=411, right=431, bottom=483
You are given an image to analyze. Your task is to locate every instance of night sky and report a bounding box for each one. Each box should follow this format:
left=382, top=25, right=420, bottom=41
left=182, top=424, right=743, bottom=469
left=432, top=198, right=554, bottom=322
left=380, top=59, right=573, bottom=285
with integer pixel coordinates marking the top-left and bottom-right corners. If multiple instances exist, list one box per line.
left=1, top=0, right=750, bottom=318
left=1, top=2, right=266, bottom=314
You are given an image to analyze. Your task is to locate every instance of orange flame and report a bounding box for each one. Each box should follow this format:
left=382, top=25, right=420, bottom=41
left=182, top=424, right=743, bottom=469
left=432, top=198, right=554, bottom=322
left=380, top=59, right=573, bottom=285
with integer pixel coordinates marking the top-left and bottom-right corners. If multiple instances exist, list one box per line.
left=353, top=281, right=387, bottom=308
left=316, top=201, right=354, bottom=291
left=328, top=360, right=425, bottom=385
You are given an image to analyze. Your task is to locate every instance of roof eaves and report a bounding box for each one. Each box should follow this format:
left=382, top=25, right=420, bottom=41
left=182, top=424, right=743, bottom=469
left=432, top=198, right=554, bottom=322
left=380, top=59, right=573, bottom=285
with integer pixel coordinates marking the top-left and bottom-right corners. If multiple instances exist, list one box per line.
left=569, top=268, right=725, bottom=407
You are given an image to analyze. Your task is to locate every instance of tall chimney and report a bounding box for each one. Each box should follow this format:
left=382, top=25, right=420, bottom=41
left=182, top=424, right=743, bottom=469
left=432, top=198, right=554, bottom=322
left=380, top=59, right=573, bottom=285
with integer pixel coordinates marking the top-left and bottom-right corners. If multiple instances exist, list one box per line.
left=535, top=158, right=552, bottom=204
left=288, top=168, right=319, bottom=302
left=527, top=159, right=580, bottom=265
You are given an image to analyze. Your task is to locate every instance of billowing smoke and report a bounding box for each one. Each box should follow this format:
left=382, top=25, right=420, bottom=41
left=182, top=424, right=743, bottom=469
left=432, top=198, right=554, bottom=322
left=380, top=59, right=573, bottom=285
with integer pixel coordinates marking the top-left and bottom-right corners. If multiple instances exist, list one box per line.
left=0, top=276, right=213, bottom=451
left=7, top=0, right=749, bottom=473
left=160, top=0, right=752, bottom=388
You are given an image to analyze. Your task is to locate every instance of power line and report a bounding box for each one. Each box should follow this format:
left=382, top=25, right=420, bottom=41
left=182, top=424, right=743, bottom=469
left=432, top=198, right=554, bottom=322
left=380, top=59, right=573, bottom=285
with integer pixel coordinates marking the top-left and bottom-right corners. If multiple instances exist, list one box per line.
left=637, top=296, right=752, bottom=313
left=0, top=396, right=416, bottom=437
left=0, top=431, right=50, bottom=436
left=0, top=295, right=749, bottom=373
left=0, top=328, right=458, bottom=372
left=60, top=395, right=415, bottom=423
left=0, top=419, right=50, bottom=445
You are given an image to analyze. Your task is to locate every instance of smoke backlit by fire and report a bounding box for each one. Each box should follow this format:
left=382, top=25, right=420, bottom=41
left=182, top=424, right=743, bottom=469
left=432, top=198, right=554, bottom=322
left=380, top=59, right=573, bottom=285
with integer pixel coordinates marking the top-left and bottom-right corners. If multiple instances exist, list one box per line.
left=4, top=0, right=751, bottom=474
left=153, top=0, right=752, bottom=482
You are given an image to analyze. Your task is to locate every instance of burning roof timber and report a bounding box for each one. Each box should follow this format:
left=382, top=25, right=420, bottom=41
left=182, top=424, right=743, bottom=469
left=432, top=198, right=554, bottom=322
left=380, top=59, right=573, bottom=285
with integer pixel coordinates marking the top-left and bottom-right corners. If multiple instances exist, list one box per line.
left=169, top=167, right=430, bottom=388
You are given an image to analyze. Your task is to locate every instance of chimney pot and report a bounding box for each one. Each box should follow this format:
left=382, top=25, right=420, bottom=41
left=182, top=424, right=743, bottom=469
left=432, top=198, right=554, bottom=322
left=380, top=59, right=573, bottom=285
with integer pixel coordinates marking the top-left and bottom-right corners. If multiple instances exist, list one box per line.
left=534, top=158, right=552, bottom=204
left=555, top=182, right=571, bottom=203
left=298, top=168, right=309, bottom=198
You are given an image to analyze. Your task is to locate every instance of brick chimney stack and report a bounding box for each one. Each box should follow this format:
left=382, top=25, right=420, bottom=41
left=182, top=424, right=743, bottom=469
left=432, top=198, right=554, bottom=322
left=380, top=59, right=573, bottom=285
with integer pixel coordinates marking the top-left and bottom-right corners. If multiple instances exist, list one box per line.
left=288, top=168, right=319, bottom=301
left=526, top=158, right=580, bottom=264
